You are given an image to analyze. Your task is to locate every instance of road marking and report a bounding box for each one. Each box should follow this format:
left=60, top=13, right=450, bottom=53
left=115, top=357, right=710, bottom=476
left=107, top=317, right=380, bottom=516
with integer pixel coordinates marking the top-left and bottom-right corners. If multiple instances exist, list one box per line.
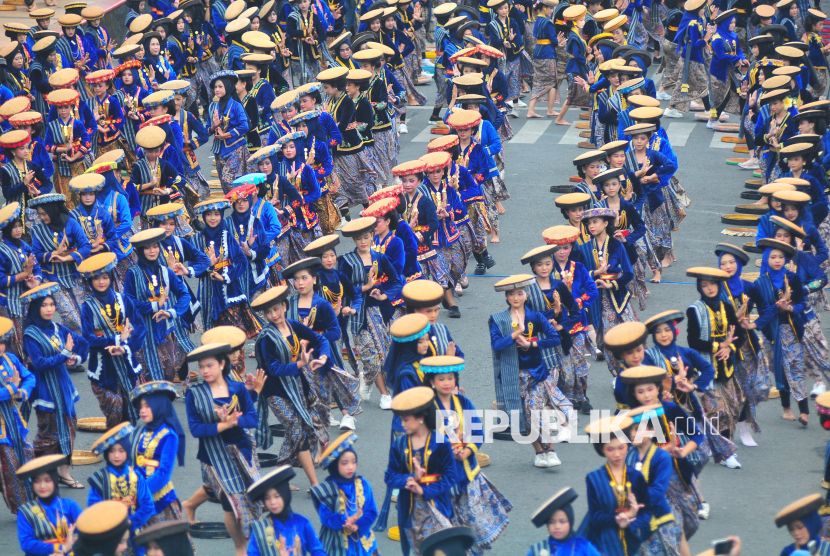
left=558, top=121, right=582, bottom=145
left=709, top=132, right=735, bottom=149
left=510, top=119, right=552, bottom=144
left=411, top=126, right=437, bottom=143
left=665, top=122, right=696, bottom=147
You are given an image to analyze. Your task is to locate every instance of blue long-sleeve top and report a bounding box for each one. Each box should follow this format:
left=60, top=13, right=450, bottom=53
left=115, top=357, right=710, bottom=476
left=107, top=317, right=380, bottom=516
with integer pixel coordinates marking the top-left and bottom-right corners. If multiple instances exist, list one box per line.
left=259, top=319, right=332, bottom=399
left=423, top=180, right=463, bottom=248
left=0, top=352, right=34, bottom=448
left=779, top=170, right=829, bottom=226
left=97, top=189, right=134, bottom=259
left=527, top=536, right=602, bottom=556
left=452, top=161, right=484, bottom=206
left=70, top=201, right=118, bottom=255
left=578, top=465, right=652, bottom=556
left=435, top=393, right=483, bottom=488
left=306, top=112, right=343, bottom=151
left=81, top=293, right=147, bottom=392
left=251, top=79, right=276, bottom=135
left=373, top=233, right=406, bottom=279
left=316, top=476, right=378, bottom=556
left=490, top=308, right=561, bottom=383
left=756, top=210, right=828, bottom=266
left=384, top=431, right=458, bottom=556
left=123, top=264, right=192, bottom=343
left=344, top=249, right=404, bottom=311
left=489, top=16, right=524, bottom=62
left=87, top=464, right=155, bottom=530
left=24, top=321, right=88, bottom=417
left=131, top=423, right=179, bottom=511
left=251, top=197, right=282, bottom=244
left=533, top=16, right=559, bottom=59
left=293, top=294, right=342, bottom=348
left=597, top=198, right=647, bottom=264
left=748, top=271, right=806, bottom=341
left=186, top=380, right=258, bottom=464
left=0, top=161, right=52, bottom=204
left=458, top=139, right=497, bottom=185
left=574, top=236, right=634, bottom=325
left=176, top=109, right=210, bottom=175
left=794, top=250, right=827, bottom=322
left=554, top=259, right=598, bottom=334
left=31, top=139, right=55, bottom=179
left=0, top=239, right=42, bottom=312
left=709, top=33, right=745, bottom=83
left=484, top=66, right=510, bottom=110
left=280, top=159, right=321, bottom=231
left=565, top=30, right=589, bottom=76
left=625, top=443, right=675, bottom=523
left=625, top=148, right=677, bottom=210
left=31, top=219, right=92, bottom=285
left=306, top=135, right=334, bottom=182
left=18, top=497, right=83, bottom=556
left=210, top=99, right=249, bottom=158
left=160, top=234, right=212, bottom=281
left=679, top=19, right=707, bottom=64
left=248, top=513, right=328, bottom=556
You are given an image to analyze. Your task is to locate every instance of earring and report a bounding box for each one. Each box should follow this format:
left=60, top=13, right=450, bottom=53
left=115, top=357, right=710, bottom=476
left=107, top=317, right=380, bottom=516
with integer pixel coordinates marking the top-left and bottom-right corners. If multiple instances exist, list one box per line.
left=419, top=420, right=423, bottom=425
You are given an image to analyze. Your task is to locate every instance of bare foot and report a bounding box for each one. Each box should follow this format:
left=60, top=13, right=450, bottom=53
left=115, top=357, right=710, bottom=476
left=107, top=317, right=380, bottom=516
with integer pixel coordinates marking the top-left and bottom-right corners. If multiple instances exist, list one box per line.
left=783, top=408, right=796, bottom=421
left=554, top=119, right=571, bottom=126
left=290, top=485, right=300, bottom=491
left=496, top=202, right=505, bottom=214
left=661, top=256, right=673, bottom=269
left=490, top=235, right=500, bottom=243
left=546, top=111, right=559, bottom=116
left=526, top=112, right=543, bottom=118
left=650, top=270, right=661, bottom=283
left=799, top=414, right=808, bottom=426
left=182, top=500, right=198, bottom=524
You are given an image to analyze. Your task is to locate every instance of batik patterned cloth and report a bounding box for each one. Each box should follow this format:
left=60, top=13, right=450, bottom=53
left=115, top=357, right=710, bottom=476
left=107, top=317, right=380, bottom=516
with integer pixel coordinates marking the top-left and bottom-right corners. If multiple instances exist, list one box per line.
left=802, top=318, right=830, bottom=386
left=660, top=39, right=682, bottom=93
left=643, top=200, right=673, bottom=262
left=597, top=291, right=638, bottom=375
left=638, top=519, right=683, bottom=556
left=531, top=58, right=557, bottom=102
left=52, top=283, right=85, bottom=334
left=267, top=394, right=320, bottom=467
left=709, top=75, right=741, bottom=116
left=559, top=333, right=589, bottom=403
left=353, top=306, right=391, bottom=384
left=451, top=473, right=512, bottom=554
left=700, top=376, right=744, bottom=440
left=763, top=322, right=808, bottom=401
left=290, top=59, right=322, bottom=89
left=566, top=74, right=591, bottom=108
left=90, top=382, right=127, bottom=430
left=519, top=368, right=573, bottom=440
left=734, top=341, right=770, bottom=433
left=419, top=253, right=451, bottom=288
left=0, top=443, right=34, bottom=514
left=438, top=243, right=465, bottom=292
left=404, top=494, right=454, bottom=556
left=503, top=57, right=522, bottom=101
left=666, top=472, right=699, bottom=541
left=136, top=331, right=186, bottom=384
left=325, top=365, right=361, bottom=416
left=113, top=252, right=139, bottom=294
left=313, top=194, right=342, bottom=236
left=372, top=129, right=397, bottom=187
left=433, top=66, right=449, bottom=109
left=215, top=304, right=262, bottom=339
left=393, top=67, right=427, bottom=110
left=216, top=143, right=250, bottom=193
left=333, top=151, right=377, bottom=208
left=33, top=411, right=76, bottom=456
left=669, top=59, right=708, bottom=113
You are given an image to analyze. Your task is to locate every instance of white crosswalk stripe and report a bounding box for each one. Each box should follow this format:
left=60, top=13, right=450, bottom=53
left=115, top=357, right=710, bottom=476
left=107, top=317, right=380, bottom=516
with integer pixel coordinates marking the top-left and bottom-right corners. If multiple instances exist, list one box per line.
left=411, top=125, right=436, bottom=143
left=709, top=132, right=735, bottom=149
left=511, top=119, right=553, bottom=144
left=665, top=122, right=696, bottom=147
left=558, top=121, right=583, bottom=145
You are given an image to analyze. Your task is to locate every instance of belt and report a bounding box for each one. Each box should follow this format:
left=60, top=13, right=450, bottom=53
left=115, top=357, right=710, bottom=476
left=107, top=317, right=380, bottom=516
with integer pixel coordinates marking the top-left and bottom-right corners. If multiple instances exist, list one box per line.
left=420, top=474, right=441, bottom=484
left=599, top=273, right=620, bottom=280
left=736, top=8, right=747, bottom=13
left=555, top=19, right=564, bottom=25
left=668, top=26, right=677, bottom=30
left=536, top=39, right=551, bottom=44
left=136, top=455, right=159, bottom=468
left=94, top=326, right=124, bottom=336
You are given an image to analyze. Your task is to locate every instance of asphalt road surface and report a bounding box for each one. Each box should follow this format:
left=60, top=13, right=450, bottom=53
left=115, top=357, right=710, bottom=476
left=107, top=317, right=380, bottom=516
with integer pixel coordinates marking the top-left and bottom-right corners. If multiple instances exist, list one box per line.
left=3, top=78, right=830, bottom=556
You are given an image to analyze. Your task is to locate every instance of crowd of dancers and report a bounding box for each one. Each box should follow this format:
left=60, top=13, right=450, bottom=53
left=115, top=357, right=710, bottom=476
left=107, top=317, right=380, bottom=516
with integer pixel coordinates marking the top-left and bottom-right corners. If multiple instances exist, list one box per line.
left=0, top=0, right=829, bottom=554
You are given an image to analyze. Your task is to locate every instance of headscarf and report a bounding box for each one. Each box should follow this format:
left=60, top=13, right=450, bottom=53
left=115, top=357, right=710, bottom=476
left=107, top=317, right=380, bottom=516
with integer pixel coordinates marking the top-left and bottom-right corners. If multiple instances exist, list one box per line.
left=719, top=252, right=744, bottom=298
left=32, top=468, right=61, bottom=504
left=88, top=271, right=117, bottom=307
left=270, top=479, right=293, bottom=522
left=651, top=319, right=682, bottom=362
left=215, top=75, right=241, bottom=115
left=675, top=9, right=700, bottom=54
left=73, top=520, right=131, bottom=556
left=382, top=336, right=424, bottom=390
left=548, top=503, right=576, bottom=544
left=326, top=448, right=357, bottom=481
left=200, top=206, right=229, bottom=247
left=115, top=67, right=141, bottom=96
left=135, top=239, right=164, bottom=277
left=98, top=168, right=131, bottom=200
left=759, top=246, right=790, bottom=290
left=150, top=529, right=195, bottom=556
left=229, top=191, right=255, bottom=234
left=716, top=15, right=737, bottom=42
left=781, top=511, right=825, bottom=556
left=334, top=40, right=351, bottom=65
left=134, top=391, right=187, bottom=466
left=1, top=218, right=23, bottom=248
left=24, top=296, right=54, bottom=329
left=39, top=200, right=70, bottom=232
left=696, top=278, right=723, bottom=311
left=277, top=136, right=308, bottom=176
left=260, top=4, right=279, bottom=34
left=103, top=434, right=132, bottom=471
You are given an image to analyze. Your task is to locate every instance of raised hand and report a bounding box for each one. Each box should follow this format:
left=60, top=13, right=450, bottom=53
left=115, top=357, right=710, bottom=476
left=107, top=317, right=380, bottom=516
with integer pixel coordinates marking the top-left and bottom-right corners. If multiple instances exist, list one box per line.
left=65, top=334, right=74, bottom=353
left=120, top=318, right=132, bottom=343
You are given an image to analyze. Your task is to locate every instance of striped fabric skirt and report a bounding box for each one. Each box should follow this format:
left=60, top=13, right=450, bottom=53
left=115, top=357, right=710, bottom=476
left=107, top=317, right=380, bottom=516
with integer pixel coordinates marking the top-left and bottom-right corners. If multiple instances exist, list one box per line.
left=201, top=448, right=260, bottom=537
left=559, top=333, right=589, bottom=403
left=0, top=443, right=33, bottom=514
left=372, top=129, right=397, bottom=187
left=138, top=331, right=187, bottom=384
left=353, top=306, right=391, bottom=385
left=333, top=150, right=377, bottom=208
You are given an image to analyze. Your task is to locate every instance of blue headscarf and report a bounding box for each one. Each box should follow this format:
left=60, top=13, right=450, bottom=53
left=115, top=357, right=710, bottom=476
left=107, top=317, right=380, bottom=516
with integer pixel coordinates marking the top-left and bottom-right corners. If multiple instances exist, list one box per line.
left=719, top=252, right=745, bottom=298
left=135, top=391, right=187, bottom=466
left=652, top=319, right=681, bottom=362
left=382, top=337, right=424, bottom=391
left=326, top=448, right=357, bottom=481
left=759, top=246, right=791, bottom=290
left=675, top=9, right=700, bottom=54
left=200, top=206, right=230, bottom=246
left=24, top=296, right=54, bottom=330
left=98, top=168, right=130, bottom=200
left=278, top=136, right=308, bottom=177
left=716, top=15, right=737, bottom=42
left=104, top=435, right=133, bottom=470
left=781, top=511, right=824, bottom=556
